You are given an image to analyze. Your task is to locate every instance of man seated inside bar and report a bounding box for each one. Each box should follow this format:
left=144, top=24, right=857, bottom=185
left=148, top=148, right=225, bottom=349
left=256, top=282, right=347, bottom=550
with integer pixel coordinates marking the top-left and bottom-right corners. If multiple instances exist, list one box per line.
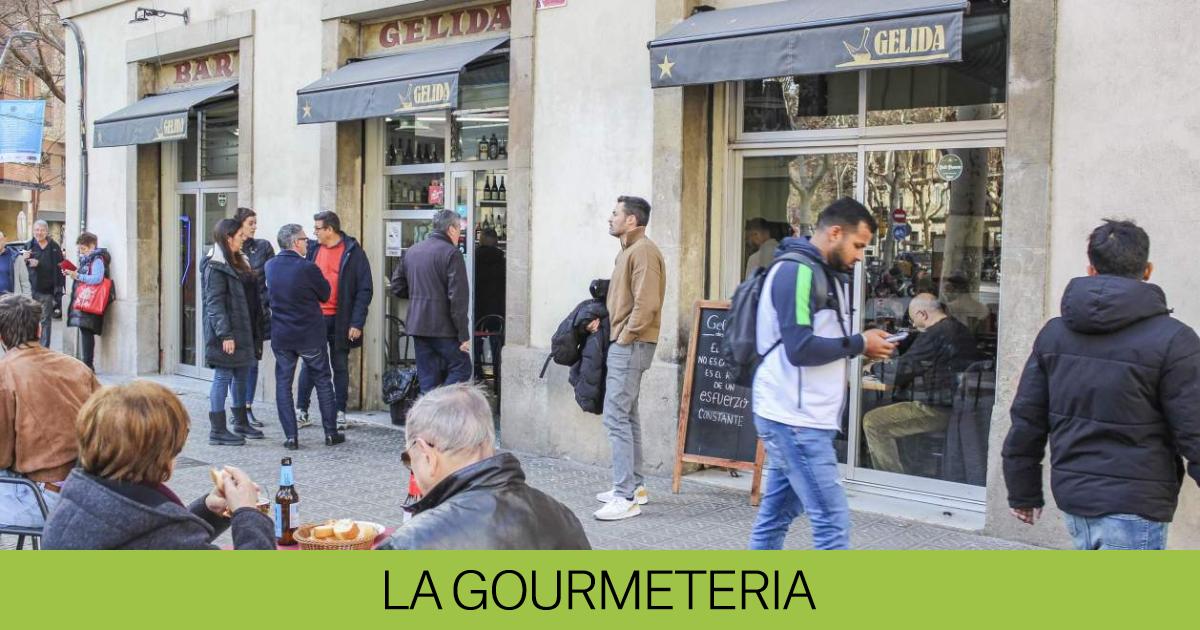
left=862, top=293, right=980, bottom=475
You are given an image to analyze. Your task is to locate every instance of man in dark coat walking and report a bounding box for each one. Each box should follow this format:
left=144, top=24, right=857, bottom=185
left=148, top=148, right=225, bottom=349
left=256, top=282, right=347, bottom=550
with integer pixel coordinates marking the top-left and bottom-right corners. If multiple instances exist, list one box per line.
left=1003, top=220, right=1200, bottom=550
left=296, top=210, right=373, bottom=431
left=378, top=385, right=590, bottom=550
left=266, top=224, right=342, bottom=449
left=389, top=209, right=471, bottom=394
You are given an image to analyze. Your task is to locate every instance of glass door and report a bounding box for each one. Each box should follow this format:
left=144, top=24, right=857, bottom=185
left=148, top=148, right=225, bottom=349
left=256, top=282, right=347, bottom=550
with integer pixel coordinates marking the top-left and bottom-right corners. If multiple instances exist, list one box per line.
left=849, top=145, right=1003, bottom=500
left=176, top=189, right=237, bottom=378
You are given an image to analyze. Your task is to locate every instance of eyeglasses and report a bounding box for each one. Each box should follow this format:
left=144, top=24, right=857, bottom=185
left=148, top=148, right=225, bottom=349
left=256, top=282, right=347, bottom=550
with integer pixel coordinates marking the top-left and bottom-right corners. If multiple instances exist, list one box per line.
left=401, top=437, right=436, bottom=468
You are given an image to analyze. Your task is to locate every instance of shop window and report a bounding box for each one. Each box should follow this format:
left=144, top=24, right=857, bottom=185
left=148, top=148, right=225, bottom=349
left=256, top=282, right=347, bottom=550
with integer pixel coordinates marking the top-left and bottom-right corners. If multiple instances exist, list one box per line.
left=742, top=73, right=859, bottom=132
left=452, top=57, right=509, bottom=162
left=866, top=1, right=1009, bottom=126
left=385, top=114, right=448, bottom=167
left=201, top=99, right=239, bottom=180
left=858, top=147, right=1003, bottom=486
left=740, top=153, right=857, bottom=278
left=179, top=112, right=199, bottom=182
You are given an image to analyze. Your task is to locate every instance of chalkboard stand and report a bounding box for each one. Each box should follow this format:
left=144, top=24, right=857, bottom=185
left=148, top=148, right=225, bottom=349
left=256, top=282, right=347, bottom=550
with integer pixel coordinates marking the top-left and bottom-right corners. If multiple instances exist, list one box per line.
left=672, top=301, right=766, bottom=506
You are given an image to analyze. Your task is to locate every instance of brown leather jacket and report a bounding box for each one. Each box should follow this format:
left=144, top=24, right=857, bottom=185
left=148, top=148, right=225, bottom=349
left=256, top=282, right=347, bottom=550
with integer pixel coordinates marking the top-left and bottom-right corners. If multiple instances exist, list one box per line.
left=0, top=345, right=100, bottom=482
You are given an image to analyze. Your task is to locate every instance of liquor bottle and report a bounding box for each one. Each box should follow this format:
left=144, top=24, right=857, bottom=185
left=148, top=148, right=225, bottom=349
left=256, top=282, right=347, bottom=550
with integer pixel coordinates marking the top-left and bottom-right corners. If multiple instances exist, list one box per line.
left=421, top=183, right=429, bottom=205
left=477, top=136, right=489, bottom=161
left=498, top=140, right=508, bottom=160
left=486, top=176, right=495, bottom=201
left=498, top=176, right=507, bottom=201
left=387, top=142, right=397, bottom=166
left=401, top=472, right=421, bottom=524
left=403, top=140, right=414, bottom=165
left=274, top=457, right=299, bottom=546
left=488, top=134, right=500, bottom=160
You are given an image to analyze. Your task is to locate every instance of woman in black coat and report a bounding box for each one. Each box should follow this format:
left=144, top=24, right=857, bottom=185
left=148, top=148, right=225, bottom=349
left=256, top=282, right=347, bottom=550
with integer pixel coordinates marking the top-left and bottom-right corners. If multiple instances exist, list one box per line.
left=234, top=207, right=275, bottom=429
left=202, top=218, right=261, bottom=445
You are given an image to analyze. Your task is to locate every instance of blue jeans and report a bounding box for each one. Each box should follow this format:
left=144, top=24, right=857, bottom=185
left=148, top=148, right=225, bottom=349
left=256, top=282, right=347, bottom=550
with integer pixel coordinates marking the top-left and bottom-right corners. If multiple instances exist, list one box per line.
left=297, top=315, right=349, bottom=413
left=1064, top=512, right=1168, bottom=550
left=275, top=347, right=338, bottom=439
left=602, top=341, right=654, bottom=499
left=413, top=336, right=472, bottom=394
left=749, top=416, right=850, bottom=550
left=210, top=365, right=250, bottom=413
left=242, top=362, right=259, bottom=406
left=0, top=469, right=62, bottom=528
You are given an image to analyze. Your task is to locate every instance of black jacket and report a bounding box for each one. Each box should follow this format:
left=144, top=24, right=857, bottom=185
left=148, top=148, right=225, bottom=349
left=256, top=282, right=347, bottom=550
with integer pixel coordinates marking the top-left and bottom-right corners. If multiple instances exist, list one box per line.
left=202, top=247, right=257, bottom=368
left=26, top=237, right=64, bottom=296
left=66, top=248, right=112, bottom=335
left=43, top=469, right=275, bottom=550
left=242, top=237, right=276, bottom=339
left=265, top=250, right=330, bottom=351
left=549, top=289, right=610, bottom=415
left=378, top=453, right=590, bottom=550
left=306, top=235, right=373, bottom=350
left=891, top=316, right=980, bottom=404
left=474, top=244, right=506, bottom=322
left=1003, top=275, right=1200, bottom=523
left=389, top=231, right=469, bottom=343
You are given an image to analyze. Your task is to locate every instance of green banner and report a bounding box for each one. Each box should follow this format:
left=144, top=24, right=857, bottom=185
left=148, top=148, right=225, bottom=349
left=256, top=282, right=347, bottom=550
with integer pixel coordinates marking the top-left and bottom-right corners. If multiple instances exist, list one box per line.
left=2, top=551, right=1195, bottom=625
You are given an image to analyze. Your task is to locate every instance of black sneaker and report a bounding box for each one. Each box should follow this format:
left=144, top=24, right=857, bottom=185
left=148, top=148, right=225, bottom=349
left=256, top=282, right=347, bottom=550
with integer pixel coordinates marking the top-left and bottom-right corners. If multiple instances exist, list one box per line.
left=324, top=432, right=346, bottom=446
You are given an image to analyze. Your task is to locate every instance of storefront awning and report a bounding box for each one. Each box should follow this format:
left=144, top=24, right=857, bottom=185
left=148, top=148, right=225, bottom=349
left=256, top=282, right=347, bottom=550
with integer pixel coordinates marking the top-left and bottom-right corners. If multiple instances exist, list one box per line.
left=648, top=0, right=968, bottom=88
left=93, top=80, right=237, bottom=148
left=296, top=37, right=508, bottom=124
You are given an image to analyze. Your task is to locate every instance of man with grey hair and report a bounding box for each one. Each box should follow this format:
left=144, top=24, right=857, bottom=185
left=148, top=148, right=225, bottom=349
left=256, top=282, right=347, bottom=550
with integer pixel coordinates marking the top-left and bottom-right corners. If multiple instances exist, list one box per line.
left=265, top=224, right=341, bottom=449
left=390, top=209, right=472, bottom=394
left=862, top=293, right=979, bottom=475
left=25, top=220, right=64, bottom=347
left=379, top=384, right=590, bottom=550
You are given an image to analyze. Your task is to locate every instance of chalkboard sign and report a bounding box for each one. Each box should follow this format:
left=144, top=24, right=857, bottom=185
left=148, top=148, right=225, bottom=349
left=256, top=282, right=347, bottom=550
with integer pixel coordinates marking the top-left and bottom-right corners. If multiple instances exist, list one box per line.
left=673, top=301, right=765, bottom=505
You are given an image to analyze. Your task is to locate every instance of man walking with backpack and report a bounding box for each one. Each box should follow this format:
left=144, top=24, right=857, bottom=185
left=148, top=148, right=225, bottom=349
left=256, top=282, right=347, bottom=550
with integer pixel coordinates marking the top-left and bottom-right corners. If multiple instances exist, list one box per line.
left=748, top=198, right=894, bottom=549
left=1003, top=220, right=1200, bottom=550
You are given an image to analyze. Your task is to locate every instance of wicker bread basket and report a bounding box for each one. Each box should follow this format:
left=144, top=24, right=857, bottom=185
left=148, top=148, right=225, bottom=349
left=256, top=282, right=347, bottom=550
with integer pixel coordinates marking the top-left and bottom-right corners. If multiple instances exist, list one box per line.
left=292, top=521, right=377, bottom=550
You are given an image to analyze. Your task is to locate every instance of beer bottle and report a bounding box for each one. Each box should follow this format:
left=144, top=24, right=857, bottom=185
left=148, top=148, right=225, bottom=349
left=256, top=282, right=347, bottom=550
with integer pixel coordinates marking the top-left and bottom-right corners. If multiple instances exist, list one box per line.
left=274, top=457, right=300, bottom=546
left=401, top=472, right=421, bottom=524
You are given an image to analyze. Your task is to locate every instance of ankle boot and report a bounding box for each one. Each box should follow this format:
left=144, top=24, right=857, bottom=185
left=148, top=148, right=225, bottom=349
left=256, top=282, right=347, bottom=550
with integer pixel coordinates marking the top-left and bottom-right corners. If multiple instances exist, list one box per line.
left=230, top=407, right=265, bottom=439
left=209, top=411, right=246, bottom=446
left=245, top=405, right=264, bottom=428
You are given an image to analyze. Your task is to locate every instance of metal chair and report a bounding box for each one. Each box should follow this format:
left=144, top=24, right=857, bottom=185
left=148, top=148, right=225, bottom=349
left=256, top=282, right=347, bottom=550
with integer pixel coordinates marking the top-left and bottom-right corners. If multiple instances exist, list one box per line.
left=0, top=477, right=51, bottom=550
left=474, top=314, right=505, bottom=399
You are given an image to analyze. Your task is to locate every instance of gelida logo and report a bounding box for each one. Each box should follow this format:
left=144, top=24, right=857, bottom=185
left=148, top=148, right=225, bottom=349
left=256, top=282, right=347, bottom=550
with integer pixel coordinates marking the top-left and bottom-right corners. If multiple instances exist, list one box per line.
left=395, top=81, right=452, bottom=112
left=837, top=23, right=950, bottom=68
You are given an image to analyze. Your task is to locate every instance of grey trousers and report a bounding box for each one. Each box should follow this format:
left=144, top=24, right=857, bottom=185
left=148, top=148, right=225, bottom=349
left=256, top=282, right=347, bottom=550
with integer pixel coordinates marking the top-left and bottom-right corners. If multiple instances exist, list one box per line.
left=32, top=292, right=54, bottom=347
left=602, top=340, right=655, bottom=499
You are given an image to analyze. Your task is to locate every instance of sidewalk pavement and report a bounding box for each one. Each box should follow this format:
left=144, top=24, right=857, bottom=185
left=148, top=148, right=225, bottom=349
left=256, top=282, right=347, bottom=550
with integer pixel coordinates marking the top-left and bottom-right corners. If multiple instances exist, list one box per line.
left=3, top=373, right=1037, bottom=550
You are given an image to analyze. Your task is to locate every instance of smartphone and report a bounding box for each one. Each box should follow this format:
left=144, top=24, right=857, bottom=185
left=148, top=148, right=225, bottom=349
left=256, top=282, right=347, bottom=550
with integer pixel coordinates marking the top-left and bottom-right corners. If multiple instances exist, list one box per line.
left=885, top=331, right=909, bottom=344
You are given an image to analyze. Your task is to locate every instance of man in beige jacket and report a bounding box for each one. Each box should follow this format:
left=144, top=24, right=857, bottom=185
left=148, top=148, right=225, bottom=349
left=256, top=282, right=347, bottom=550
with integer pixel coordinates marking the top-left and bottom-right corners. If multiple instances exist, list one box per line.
left=588, top=195, right=665, bottom=521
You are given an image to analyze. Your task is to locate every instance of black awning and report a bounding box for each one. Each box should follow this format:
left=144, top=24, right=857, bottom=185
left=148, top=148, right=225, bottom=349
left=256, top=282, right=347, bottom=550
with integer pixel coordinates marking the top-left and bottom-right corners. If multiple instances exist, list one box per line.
left=648, top=0, right=968, bottom=88
left=297, top=37, right=508, bottom=124
left=93, top=80, right=237, bottom=148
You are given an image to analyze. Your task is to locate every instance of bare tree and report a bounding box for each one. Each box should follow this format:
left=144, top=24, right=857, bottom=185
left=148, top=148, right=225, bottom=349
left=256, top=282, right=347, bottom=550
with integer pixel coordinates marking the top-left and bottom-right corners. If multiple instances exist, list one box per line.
left=0, top=0, right=65, bottom=103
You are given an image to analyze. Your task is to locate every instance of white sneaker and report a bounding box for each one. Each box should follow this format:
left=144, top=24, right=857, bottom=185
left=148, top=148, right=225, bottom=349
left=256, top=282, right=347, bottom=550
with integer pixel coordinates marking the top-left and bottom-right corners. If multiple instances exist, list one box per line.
left=336, top=411, right=348, bottom=431
left=593, top=497, right=641, bottom=521
left=596, top=486, right=649, bottom=505
left=295, top=408, right=312, bottom=429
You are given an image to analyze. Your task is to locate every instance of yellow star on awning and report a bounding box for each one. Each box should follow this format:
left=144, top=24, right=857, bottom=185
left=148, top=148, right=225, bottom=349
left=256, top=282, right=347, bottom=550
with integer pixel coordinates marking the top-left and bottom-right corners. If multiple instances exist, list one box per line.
left=657, top=55, right=675, bottom=80
left=302, top=101, right=312, bottom=119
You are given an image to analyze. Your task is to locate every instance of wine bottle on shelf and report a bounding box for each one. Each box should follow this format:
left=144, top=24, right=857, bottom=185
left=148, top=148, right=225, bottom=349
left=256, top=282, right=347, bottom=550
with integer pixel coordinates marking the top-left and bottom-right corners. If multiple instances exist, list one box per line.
left=421, top=184, right=429, bottom=205
left=488, top=134, right=499, bottom=160
left=387, top=142, right=397, bottom=166
left=431, top=145, right=440, bottom=163
left=403, top=140, right=414, bottom=165
left=498, top=140, right=508, bottom=160
left=484, top=176, right=494, bottom=201
left=498, top=176, right=507, bottom=201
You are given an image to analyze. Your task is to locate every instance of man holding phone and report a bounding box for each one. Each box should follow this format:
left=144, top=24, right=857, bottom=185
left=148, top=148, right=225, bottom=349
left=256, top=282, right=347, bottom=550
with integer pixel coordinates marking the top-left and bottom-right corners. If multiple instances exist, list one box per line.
left=25, top=221, right=64, bottom=347
left=749, top=198, right=894, bottom=550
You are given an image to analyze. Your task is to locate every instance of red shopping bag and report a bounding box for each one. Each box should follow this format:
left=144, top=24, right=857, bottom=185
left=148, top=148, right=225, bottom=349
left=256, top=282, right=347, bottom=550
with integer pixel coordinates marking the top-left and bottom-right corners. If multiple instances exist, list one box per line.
left=74, top=278, right=113, bottom=315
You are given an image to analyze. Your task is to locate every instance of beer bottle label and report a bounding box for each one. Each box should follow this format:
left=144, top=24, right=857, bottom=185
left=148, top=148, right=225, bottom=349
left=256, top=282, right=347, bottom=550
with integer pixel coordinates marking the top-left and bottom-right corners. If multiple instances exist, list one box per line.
left=274, top=504, right=283, bottom=538
left=289, top=504, right=299, bottom=528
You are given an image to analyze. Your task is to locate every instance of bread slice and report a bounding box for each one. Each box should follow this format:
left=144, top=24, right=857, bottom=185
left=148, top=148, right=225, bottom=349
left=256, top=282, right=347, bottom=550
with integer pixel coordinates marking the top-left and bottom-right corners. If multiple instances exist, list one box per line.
left=312, top=524, right=336, bottom=540
left=332, top=518, right=359, bottom=540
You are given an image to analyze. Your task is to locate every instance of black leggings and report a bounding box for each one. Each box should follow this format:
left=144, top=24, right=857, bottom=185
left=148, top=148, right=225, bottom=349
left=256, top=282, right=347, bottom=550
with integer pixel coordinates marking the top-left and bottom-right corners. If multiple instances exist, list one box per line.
left=80, top=330, right=95, bottom=371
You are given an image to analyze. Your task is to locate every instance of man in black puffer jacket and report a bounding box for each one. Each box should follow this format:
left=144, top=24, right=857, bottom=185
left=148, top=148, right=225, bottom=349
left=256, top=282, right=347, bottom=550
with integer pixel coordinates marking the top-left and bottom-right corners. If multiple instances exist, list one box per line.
left=378, top=385, right=590, bottom=550
left=1003, top=220, right=1200, bottom=550
left=546, top=279, right=610, bottom=414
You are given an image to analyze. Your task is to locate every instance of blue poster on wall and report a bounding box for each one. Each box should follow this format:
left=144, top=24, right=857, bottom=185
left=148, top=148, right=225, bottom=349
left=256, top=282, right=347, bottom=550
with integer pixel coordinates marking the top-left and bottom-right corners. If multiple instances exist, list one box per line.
left=0, top=100, right=47, bottom=164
